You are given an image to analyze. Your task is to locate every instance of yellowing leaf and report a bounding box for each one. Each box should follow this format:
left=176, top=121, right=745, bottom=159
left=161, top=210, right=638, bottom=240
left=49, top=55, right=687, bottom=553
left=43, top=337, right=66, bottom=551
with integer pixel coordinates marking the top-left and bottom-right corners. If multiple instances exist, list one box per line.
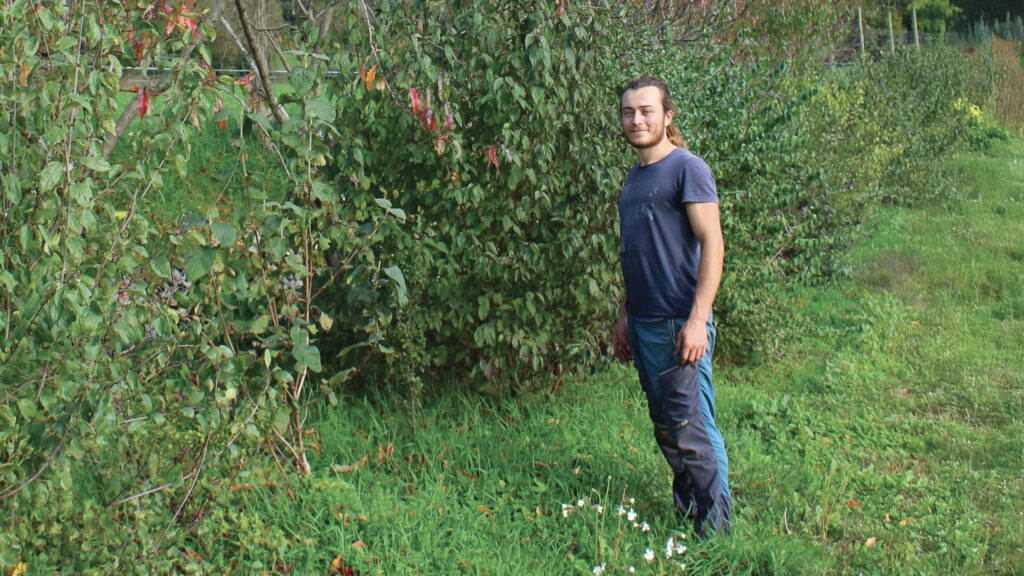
left=899, top=517, right=914, bottom=526
left=846, top=500, right=863, bottom=509
left=365, top=64, right=377, bottom=91
left=865, top=537, right=878, bottom=548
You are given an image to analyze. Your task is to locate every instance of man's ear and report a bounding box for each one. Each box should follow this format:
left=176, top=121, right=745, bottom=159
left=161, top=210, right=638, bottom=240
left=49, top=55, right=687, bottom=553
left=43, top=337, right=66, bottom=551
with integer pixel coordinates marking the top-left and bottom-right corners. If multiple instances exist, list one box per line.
left=665, top=109, right=674, bottom=126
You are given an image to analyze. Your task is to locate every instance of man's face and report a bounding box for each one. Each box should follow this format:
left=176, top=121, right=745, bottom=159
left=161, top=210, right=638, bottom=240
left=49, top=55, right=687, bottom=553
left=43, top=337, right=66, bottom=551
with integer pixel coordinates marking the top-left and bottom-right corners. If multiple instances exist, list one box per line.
left=620, top=86, right=673, bottom=149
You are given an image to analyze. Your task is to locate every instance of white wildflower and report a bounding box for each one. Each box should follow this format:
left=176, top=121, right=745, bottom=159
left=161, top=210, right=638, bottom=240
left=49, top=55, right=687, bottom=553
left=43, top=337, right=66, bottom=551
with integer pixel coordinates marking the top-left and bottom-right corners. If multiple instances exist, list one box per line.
left=643, top=549, right=655, bottom=563
left=577, top=498, right=585, bottom=507
left=593, top=563, right=605, bottom=575
left=592, top=504, right=604, bottom=514
left=627, top=509, right=638, bottom=522
left=617, top=505, right=627, bottom=516
left=666, top=536, right=675, bottom=558
left=628, top=567, right=635, bottom=574
left=562, top=509, right=569, bottom=518
left=641, top=522, right=650, bottom=532
left=679, top=563, right=686, bottom=571
left=675, top=542, right=687, bottom=555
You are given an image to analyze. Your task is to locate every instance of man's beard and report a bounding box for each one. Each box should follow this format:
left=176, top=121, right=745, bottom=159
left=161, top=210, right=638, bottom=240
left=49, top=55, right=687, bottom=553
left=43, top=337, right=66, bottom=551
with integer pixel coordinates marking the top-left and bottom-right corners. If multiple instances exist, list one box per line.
left=626, top=128, right=664, bottom=149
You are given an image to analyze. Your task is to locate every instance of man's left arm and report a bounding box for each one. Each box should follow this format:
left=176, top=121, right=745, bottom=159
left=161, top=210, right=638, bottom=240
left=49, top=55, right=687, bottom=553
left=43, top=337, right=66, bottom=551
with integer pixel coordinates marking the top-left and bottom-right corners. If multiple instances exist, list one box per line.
left=675, top=201, right=724, bottom=364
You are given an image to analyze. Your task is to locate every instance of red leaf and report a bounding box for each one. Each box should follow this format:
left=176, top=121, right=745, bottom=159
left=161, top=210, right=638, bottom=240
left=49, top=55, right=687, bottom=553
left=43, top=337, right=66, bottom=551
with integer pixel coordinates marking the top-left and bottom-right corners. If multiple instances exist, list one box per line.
left=138, top=87, right=149, bottom=118
left=418, top=109, right=428, bottom=130
left=443, top=104, right=454, bottom=133
left=234, top=71, right=255, bottom=90
left=409, top=87, right=420, bottom=115
left=427, top=109, right=436, bottom=131
left=487, top=145, right=499, bottom=174
left=215, top=97, right=226, bottom=130
left=557, top=0, right=565, bottom=18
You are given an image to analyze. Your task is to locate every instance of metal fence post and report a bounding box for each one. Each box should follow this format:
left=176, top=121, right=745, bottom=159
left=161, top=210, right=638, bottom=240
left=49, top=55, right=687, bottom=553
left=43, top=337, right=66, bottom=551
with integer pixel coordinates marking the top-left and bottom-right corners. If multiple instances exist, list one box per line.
left=858, top=7, right=866, bottom=60
left=888, top=11, right=896, bottom=54
left=912, top=7, right=920, bottom=49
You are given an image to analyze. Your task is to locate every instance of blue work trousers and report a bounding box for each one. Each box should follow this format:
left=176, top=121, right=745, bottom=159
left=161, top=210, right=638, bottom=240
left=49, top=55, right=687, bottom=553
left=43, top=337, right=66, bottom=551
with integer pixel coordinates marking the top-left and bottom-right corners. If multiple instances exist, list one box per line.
left=628, top=316, right=731, bottom=537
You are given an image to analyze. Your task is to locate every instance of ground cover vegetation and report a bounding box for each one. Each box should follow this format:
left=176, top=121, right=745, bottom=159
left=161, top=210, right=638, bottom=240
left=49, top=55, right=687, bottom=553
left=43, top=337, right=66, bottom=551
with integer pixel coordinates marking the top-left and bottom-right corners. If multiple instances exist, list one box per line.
left=91, top=138, right=1024, bottom=574
left=1, top=0, right=1018, bottom=571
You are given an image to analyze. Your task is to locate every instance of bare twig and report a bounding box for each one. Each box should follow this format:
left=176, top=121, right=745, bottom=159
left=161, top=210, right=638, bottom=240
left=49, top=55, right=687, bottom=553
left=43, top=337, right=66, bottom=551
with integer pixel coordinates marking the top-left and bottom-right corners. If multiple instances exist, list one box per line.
left=153, top=433, right=212, bottom=555
left=219, top=14, right=259, bottom=73
left=233, top=0, right=288, bottom=125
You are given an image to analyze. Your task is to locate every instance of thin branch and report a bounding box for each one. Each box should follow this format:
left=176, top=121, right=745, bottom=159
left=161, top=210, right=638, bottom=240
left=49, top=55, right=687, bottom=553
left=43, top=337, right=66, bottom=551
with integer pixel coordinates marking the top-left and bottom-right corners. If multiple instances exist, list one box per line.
left=220, top=14, right=260, bottom=73
left=233, top=0, right=288, bottom=125
left=106, top=481, right=176, bottom=508
left=153, top=433, right=211, bottom=555
left=267, top=33, right=293, bottom=75
left=0, top=423, right=72, bottom=501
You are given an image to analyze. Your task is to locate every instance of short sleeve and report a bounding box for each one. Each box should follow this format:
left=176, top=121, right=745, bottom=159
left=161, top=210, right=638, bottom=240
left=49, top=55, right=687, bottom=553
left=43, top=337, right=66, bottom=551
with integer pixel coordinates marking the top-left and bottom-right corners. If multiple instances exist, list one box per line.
left=679, top=155, right=718, bottom=204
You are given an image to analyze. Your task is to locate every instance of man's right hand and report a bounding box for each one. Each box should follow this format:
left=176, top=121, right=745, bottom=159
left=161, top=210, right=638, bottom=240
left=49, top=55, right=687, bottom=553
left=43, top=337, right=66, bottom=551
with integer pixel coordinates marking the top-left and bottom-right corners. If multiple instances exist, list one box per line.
left=613, top=310, right=631, bottom=363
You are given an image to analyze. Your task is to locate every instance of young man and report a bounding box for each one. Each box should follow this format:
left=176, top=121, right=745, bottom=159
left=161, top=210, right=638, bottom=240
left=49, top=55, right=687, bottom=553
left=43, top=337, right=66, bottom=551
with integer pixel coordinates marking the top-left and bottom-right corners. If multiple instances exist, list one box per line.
left=612, top=76, right=731, bottom=538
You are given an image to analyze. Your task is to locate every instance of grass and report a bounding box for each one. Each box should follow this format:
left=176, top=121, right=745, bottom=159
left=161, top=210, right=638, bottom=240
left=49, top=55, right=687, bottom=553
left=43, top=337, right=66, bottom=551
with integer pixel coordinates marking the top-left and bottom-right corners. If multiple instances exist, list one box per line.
left=167, top=135, right=1024, bottom=574
left=113, top=81, right=293, bottom=226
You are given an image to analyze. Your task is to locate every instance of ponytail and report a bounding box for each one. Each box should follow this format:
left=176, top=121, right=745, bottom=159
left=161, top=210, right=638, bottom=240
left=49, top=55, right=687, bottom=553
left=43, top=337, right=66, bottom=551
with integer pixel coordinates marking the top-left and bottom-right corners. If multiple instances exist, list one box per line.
left=666, top=124, right=687, bottom=149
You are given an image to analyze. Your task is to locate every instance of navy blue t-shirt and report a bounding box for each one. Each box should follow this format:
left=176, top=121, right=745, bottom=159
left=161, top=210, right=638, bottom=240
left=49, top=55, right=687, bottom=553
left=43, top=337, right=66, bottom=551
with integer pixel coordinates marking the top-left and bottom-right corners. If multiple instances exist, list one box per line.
left=619, top=148, right=718, bottom=322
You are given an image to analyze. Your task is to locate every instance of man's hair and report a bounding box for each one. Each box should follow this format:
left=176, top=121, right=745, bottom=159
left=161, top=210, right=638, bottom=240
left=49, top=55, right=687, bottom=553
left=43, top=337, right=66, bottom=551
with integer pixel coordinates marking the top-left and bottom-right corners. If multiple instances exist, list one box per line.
left=622, top=76, right=688, bottom=149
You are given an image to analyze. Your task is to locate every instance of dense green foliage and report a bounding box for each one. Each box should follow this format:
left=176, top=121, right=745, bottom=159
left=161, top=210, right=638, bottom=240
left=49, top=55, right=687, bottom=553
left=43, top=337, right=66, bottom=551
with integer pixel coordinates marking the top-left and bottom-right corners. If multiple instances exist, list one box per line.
left=1, top=0, right=1015, bottom=571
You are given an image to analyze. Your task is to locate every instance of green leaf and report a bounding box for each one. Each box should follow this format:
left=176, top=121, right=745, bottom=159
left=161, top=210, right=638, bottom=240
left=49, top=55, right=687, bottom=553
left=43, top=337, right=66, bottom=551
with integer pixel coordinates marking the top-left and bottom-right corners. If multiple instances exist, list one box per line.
left=319, top=312, right=334, bottom=332
left=17, top=398, right=37, bottom=419
left=68, top=182, right=92, bottom=206
left=0, top=270, right=14, bottom=292
left=211, top=222, right=237, bottom=245
left=375, top=198, right=407, bottom=221
left=250, top=315, right=270, bottom=335
left=306, top=96, right=336, bottom=122
left=383, top=266, right=408, bottom=305
left=40, top=161, right=63, bottom=191
left=184, top=247, right=216, bottom=281
left=290, top=66, right=317, bottom=97
left=247, top=111, right=274, bottom=132
left=150, top=256, right=172, bottom=279
left=81, top=156, right=111, bottom=172
left=292, top=343, right=322, bottom=372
